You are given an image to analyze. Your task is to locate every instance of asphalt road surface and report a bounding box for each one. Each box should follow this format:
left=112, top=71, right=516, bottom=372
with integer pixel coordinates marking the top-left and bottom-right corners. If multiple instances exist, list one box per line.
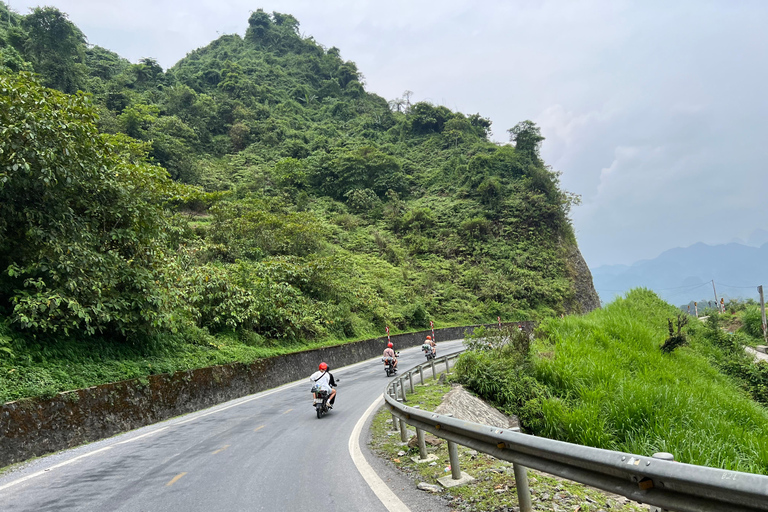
left=0, top=339, right=465, bottom=511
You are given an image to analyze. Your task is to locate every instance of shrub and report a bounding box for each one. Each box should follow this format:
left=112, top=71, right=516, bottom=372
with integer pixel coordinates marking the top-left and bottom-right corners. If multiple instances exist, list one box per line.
left=453, top=348, right=547, bottom=433
left=741, top=306, right=765, bottom=340
left=0, top=72, right=184, bottom=339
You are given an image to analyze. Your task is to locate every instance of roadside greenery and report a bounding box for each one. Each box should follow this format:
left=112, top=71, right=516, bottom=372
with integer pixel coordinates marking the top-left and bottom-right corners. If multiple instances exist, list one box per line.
left=739, top=305, right=765, bottom=340
left=455, top=289, right=768, bottom=474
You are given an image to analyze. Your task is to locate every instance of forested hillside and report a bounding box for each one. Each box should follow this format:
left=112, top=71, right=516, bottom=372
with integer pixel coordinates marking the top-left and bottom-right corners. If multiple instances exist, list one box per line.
left=0, top=7, right=597, bottom=399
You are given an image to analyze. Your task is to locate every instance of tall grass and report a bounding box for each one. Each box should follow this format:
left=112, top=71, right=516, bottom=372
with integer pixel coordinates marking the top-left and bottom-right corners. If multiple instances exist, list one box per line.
left=741, top=306, right=765, bottom=340
left=455, top=288, right=768, bottom=474
left=533, top=289, right=768, bottom=474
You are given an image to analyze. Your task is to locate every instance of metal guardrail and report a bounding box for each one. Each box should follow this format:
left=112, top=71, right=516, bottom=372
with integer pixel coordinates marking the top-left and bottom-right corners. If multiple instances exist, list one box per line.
left=384, top=350, right=768, bottom=512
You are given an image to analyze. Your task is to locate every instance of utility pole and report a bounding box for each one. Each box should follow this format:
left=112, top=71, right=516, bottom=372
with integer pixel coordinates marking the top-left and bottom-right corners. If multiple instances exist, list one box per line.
left=711, top=280, right=719, bottom=312
left=759, top=286, right=767, bottom=344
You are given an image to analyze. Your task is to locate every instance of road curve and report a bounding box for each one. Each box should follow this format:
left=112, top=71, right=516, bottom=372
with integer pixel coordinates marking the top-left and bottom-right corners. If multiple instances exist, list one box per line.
left=0, top=339, right=465, bottom=511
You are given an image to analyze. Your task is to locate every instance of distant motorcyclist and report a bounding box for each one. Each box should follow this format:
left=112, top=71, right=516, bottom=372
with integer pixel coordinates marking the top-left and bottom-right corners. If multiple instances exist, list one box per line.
left=309, top=362, right=337, bottom=408
left=426, top=335, right=436, bottom=356
left=383, top=342, right=398, bottom=369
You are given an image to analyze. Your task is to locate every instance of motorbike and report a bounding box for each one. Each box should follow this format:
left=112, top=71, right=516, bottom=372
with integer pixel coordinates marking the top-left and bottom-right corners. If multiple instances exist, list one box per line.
left=382, top=353, right=399, bottom=377
left=313, top=388, right=331, bottom=418
left=312, top=379, right=338, bottom=419
left=422, top=343, right=436, bottom=361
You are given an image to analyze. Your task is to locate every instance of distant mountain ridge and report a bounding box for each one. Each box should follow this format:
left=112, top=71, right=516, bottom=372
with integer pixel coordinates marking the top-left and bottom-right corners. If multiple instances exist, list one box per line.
left=591, top=242, right=768, bottom=305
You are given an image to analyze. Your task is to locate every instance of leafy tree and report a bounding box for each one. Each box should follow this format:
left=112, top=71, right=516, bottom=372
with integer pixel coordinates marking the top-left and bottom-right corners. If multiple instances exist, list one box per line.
left=148, top=115, right=200, bottom=182
left=410, top=102, right=453, bottom=134
left=0, top=72, right=183, bottom=338
left=84, top=45, right=129, bottom=81
left=20, top=7, right=86, bottom=93
left=508, top=120, right=544, bottom=161
left=118, top=102, right=159, bottom=139
left=132, top=57, right=163, bottom=87
left=468, top=113, right=492, bottom=138
left=309, top=145, right=407, bottom=199
left=246, top=9, right=273, bottom=42
left=0, top=46, right=32, bottom=72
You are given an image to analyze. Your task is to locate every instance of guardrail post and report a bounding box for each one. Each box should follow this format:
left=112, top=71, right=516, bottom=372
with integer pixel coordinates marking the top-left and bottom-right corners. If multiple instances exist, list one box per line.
left=399, top=415, right=408, bottom=442
left=447, top=441, right=462, bottom=480
left=418, top=366, right=424, bottom=386
left=513, top=462, right=532, bottom=512
left=416, top=428, right=428, bottom=459
left=408, top=372, right=415, bottom=393
left=650, top=453, right=675, bottom=512
left=399, top=377, right=407, bottom=401
left=388, top=385, right=399, bottom=429
left=445, top=356, right=450, bottom=374
left=430, top=359, right=436, bottom=379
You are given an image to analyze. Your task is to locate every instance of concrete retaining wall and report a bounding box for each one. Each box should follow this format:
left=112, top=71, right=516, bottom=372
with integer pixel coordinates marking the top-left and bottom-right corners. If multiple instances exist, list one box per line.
left=0, top=322, right=534, bottom=468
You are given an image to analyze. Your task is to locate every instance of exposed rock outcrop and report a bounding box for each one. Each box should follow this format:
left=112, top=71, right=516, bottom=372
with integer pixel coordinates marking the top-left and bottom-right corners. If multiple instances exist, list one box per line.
left=434, top=384, right=518, bottom=429
left=564, top=243, right=600, bottom=313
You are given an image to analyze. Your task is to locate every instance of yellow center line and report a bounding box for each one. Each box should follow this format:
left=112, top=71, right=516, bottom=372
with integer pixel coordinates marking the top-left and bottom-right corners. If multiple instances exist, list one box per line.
left=254, top=425, right=265, bottom=432
left=282, top=409, right=293, bottom=414
left=165, top=472, right=187, bottom=487
left=212, top=445, right=231, bottom=455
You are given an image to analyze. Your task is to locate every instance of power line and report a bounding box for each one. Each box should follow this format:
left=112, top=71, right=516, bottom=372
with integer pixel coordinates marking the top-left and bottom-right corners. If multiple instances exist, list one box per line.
left=715, top=282, right=762, bottom=290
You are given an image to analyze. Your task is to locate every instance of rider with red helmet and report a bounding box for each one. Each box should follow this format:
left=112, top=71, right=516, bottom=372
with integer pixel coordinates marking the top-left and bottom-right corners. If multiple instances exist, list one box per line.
left=309, top=362, right=337, bottom=408
left=383, top=342, right=398, bottom=369
left=426, top=335, right=436, bottom=356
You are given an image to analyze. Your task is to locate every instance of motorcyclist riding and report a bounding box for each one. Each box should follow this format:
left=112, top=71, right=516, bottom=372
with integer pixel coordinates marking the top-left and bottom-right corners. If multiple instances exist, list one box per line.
left=383, top=342, right=398, bottom=369
left=426, top=335, right=436, bottom=356
left=309, top=362, right=337, bottom=408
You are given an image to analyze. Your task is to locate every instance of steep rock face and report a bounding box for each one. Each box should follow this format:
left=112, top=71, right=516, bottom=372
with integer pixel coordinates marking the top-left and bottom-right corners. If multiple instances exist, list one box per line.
left=564, top=243, right=600, bottom=313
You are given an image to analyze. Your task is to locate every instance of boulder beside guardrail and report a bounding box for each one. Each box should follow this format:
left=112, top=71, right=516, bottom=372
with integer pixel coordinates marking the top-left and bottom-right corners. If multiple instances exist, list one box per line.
left=0, top=322, right=533, bottom=468
left=386, top=351, right=768, bottom=512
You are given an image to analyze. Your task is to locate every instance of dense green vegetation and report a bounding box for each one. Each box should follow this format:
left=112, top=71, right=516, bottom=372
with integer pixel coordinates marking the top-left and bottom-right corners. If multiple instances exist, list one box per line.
left=455, top=289, right=768, bottom=474
left=0, top=7, right=584, bottom=401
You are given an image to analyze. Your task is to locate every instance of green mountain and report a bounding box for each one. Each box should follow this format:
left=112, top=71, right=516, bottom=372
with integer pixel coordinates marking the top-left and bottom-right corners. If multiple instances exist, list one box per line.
left=0, top=7, right=598, bottom=366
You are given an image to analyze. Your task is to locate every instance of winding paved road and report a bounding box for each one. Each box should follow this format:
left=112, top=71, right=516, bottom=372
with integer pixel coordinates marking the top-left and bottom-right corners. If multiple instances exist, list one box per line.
left=0, top=339, right=465, bottom=511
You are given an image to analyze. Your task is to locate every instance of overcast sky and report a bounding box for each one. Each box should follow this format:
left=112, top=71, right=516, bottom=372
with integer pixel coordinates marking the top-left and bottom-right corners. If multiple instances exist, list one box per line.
left=10, top=0, right=768, bottom=267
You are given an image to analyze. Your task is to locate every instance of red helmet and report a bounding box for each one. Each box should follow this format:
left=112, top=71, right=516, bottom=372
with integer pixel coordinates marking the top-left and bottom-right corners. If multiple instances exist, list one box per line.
left=319, top=362, right=328, bottom=371
left=426, top=335, right=432, bottom=340
left=387, top=342, right=393, bottom=348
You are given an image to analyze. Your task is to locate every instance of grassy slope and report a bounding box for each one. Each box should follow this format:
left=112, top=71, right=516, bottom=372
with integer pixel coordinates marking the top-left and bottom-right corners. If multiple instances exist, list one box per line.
left=531, top=289, right=768, bottom=473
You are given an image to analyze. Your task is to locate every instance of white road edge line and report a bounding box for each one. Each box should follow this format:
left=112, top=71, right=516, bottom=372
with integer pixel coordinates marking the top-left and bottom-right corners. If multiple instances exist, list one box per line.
left=0, top=446, right=113, bottom=492
left=348, top=394, right=411, bottom=512
left=116, top=426, right=169, bottom=445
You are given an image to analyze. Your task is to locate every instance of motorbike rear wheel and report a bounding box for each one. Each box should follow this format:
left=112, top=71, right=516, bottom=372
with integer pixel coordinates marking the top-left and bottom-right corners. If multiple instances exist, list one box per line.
left=316, top=403, right=323, bottom=419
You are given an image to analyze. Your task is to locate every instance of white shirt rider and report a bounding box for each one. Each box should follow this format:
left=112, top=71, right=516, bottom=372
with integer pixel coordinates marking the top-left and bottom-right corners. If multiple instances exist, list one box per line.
left=309, top=370, right=333, bottom=391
